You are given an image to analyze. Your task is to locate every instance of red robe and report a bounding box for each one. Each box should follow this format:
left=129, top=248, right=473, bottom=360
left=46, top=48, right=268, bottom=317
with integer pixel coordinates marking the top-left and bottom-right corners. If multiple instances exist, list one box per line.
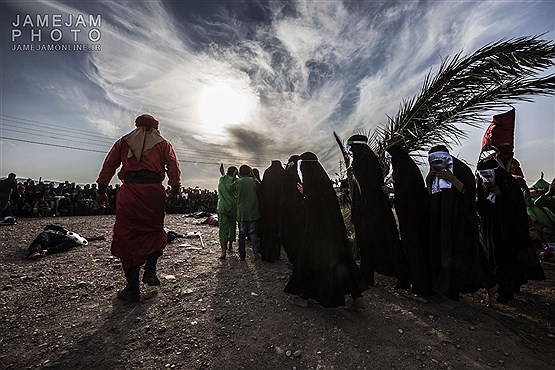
left=97, top=138, right=181, bottom=269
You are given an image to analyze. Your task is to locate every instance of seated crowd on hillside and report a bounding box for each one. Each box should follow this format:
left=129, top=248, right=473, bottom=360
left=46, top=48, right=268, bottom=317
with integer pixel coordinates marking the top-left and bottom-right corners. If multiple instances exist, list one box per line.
left=3, top=178, right=217, bottom=218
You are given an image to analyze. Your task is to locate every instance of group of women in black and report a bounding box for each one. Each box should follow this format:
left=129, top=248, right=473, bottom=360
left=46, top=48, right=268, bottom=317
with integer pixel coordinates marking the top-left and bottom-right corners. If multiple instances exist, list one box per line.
left=266, top=135, right=544, bottom=309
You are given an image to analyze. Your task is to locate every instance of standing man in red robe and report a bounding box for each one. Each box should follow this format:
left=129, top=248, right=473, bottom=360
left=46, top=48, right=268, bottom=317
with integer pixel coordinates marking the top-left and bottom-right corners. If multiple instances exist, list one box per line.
left=96, top=114, right=181, bottom=302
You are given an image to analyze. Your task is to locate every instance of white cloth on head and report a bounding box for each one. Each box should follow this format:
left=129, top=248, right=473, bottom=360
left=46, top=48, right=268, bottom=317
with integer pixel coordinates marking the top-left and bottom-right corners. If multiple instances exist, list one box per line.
left=345, top=141, right=368, bottom=164
left=478, top=168, right=498, bottom=203
left=428, top=151, right=453, bottom=194
left=345, top=141, right=368, bottom=153
left=478, top=169, right=496, bottom=184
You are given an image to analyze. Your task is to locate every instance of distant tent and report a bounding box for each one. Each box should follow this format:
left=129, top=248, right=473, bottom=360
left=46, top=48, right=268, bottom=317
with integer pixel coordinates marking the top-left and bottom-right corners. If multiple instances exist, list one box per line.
left=530, top=172, right=550, bottom=190
left=481, top=107, right=515, bottom=155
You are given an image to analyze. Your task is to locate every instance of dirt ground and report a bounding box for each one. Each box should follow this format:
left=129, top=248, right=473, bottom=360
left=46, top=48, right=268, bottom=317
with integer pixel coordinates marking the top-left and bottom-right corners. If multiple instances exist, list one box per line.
left=0, top=215, right=554, bottom=370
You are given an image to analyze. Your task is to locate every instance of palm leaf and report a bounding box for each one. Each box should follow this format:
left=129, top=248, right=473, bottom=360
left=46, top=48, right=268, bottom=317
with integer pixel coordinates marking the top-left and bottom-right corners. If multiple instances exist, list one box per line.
left=370, top=35, right=555, bottom=157
left=333, top=131, right=350, bottom=168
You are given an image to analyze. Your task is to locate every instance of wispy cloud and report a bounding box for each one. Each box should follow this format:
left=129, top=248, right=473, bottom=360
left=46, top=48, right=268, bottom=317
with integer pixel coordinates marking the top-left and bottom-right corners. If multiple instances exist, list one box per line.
left=3, top=0, right=552, bottom=187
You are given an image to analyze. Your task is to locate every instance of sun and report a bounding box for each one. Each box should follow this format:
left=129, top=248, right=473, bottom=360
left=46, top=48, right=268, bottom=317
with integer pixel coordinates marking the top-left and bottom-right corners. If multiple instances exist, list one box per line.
left=198, top=83, right=258, bottom=131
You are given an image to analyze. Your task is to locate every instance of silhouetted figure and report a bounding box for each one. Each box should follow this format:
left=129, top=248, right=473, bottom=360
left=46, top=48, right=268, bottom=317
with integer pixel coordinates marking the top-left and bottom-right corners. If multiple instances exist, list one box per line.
left=284, top=152, right=367, bottom=309
left=96, top=114, right=181, bottom=302
left=259, top=160, right=286, bottom=262
left=347, top=135, right=410, bottom=289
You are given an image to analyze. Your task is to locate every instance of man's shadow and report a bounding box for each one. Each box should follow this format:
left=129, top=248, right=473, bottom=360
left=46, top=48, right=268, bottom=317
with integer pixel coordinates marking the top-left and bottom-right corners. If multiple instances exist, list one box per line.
left=48, top=294, right=156, bottom=369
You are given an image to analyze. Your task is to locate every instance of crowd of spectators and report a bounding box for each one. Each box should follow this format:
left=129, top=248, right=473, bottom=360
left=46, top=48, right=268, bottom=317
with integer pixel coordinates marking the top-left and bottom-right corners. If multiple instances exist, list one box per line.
left=4, top=178, right=218, bottom=218
left=167, top=186, right=218, bottom=215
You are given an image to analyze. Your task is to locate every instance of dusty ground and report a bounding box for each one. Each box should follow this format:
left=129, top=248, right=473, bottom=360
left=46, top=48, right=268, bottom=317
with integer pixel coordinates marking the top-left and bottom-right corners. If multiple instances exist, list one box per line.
left=0, top=215, right=554, bottom=370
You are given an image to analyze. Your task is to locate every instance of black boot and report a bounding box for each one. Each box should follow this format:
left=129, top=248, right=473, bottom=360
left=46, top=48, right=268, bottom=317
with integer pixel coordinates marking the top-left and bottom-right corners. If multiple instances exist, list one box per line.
left=117, top=266, right=140, bottom=302
left=142, top=254, right=161, bottom=286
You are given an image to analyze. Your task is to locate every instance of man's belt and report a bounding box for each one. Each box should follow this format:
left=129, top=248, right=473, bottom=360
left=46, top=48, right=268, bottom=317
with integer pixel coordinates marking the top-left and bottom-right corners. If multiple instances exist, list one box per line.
left=124, top=170, right=162, bottom=184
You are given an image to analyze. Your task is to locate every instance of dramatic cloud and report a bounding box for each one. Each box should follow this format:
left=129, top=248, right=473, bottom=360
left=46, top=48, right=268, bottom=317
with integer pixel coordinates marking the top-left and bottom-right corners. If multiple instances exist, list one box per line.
left=1, top=0, right=553, bottom=187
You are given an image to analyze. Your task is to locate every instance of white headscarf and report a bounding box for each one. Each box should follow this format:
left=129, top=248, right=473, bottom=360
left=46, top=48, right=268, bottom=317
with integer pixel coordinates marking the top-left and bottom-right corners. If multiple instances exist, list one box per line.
left=478, top=169, right=496, bottom=184
left=478, top=168, right=498, bottom=203
left=428, top=151, right=454, bottom=194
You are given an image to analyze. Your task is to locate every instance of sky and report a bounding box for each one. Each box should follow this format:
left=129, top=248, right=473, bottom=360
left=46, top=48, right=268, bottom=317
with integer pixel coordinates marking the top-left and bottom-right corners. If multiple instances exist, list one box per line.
left=0, top=0, right=554, bottom=190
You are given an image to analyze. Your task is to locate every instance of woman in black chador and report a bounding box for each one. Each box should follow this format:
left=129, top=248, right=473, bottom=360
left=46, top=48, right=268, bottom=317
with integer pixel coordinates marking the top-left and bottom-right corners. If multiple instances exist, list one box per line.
left=347, top=135, right=410, bottom=288
left=280, top=155, right=306, bottom=265
left=427, top=145, right=496, bottom=301
left=259, top=160, right=286, bottom=262
left=476, top=159, right=545, bottom=303
left=385, top=144, right=432, bottom=295
left=284, top=152, right=367, bottom=308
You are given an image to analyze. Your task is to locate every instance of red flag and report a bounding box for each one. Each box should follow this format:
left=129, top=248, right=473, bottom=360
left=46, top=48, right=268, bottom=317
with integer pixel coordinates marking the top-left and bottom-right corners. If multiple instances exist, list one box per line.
left=481, top=108, right=515, bottom=155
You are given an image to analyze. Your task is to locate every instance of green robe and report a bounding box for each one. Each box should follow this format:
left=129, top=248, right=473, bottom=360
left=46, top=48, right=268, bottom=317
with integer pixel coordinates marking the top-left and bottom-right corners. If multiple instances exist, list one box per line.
left=217, top=175, right=237, bottom=216
left=217, top=175, right=237, bottom=247
left=231, top=176, right=260, bottom=221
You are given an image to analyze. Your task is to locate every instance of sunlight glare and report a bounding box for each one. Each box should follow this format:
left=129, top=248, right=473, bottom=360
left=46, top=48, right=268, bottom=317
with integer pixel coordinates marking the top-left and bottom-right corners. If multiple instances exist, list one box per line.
left=198, top=83, right=258, bottom=131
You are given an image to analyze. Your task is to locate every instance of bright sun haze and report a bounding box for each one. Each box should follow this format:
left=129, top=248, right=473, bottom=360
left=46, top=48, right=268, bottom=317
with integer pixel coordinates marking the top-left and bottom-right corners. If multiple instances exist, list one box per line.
left=197, top=83, right=258, bottom=131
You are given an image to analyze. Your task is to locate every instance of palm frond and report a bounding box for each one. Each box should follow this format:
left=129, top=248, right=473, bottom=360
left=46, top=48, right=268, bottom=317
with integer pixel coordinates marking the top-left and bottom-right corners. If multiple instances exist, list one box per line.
left=333, top=131, right=350, bottom=167
left=370, top=35, right=555, bottom=157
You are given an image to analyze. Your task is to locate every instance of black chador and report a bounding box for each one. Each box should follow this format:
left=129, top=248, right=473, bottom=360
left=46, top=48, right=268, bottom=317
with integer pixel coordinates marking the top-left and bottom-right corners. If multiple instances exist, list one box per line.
left=427, top=145, right=495, bottom=300
left=347, top=135, right=410, bottom=288
left=477, top=159, right=545, bottom=302
left=259, top=160, right=286, bottom=262
left=280, top=155, right=306, bottom=265
left=284, top=152, right=367, bottom=307
left=386, top=145, right=432, bottom=295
